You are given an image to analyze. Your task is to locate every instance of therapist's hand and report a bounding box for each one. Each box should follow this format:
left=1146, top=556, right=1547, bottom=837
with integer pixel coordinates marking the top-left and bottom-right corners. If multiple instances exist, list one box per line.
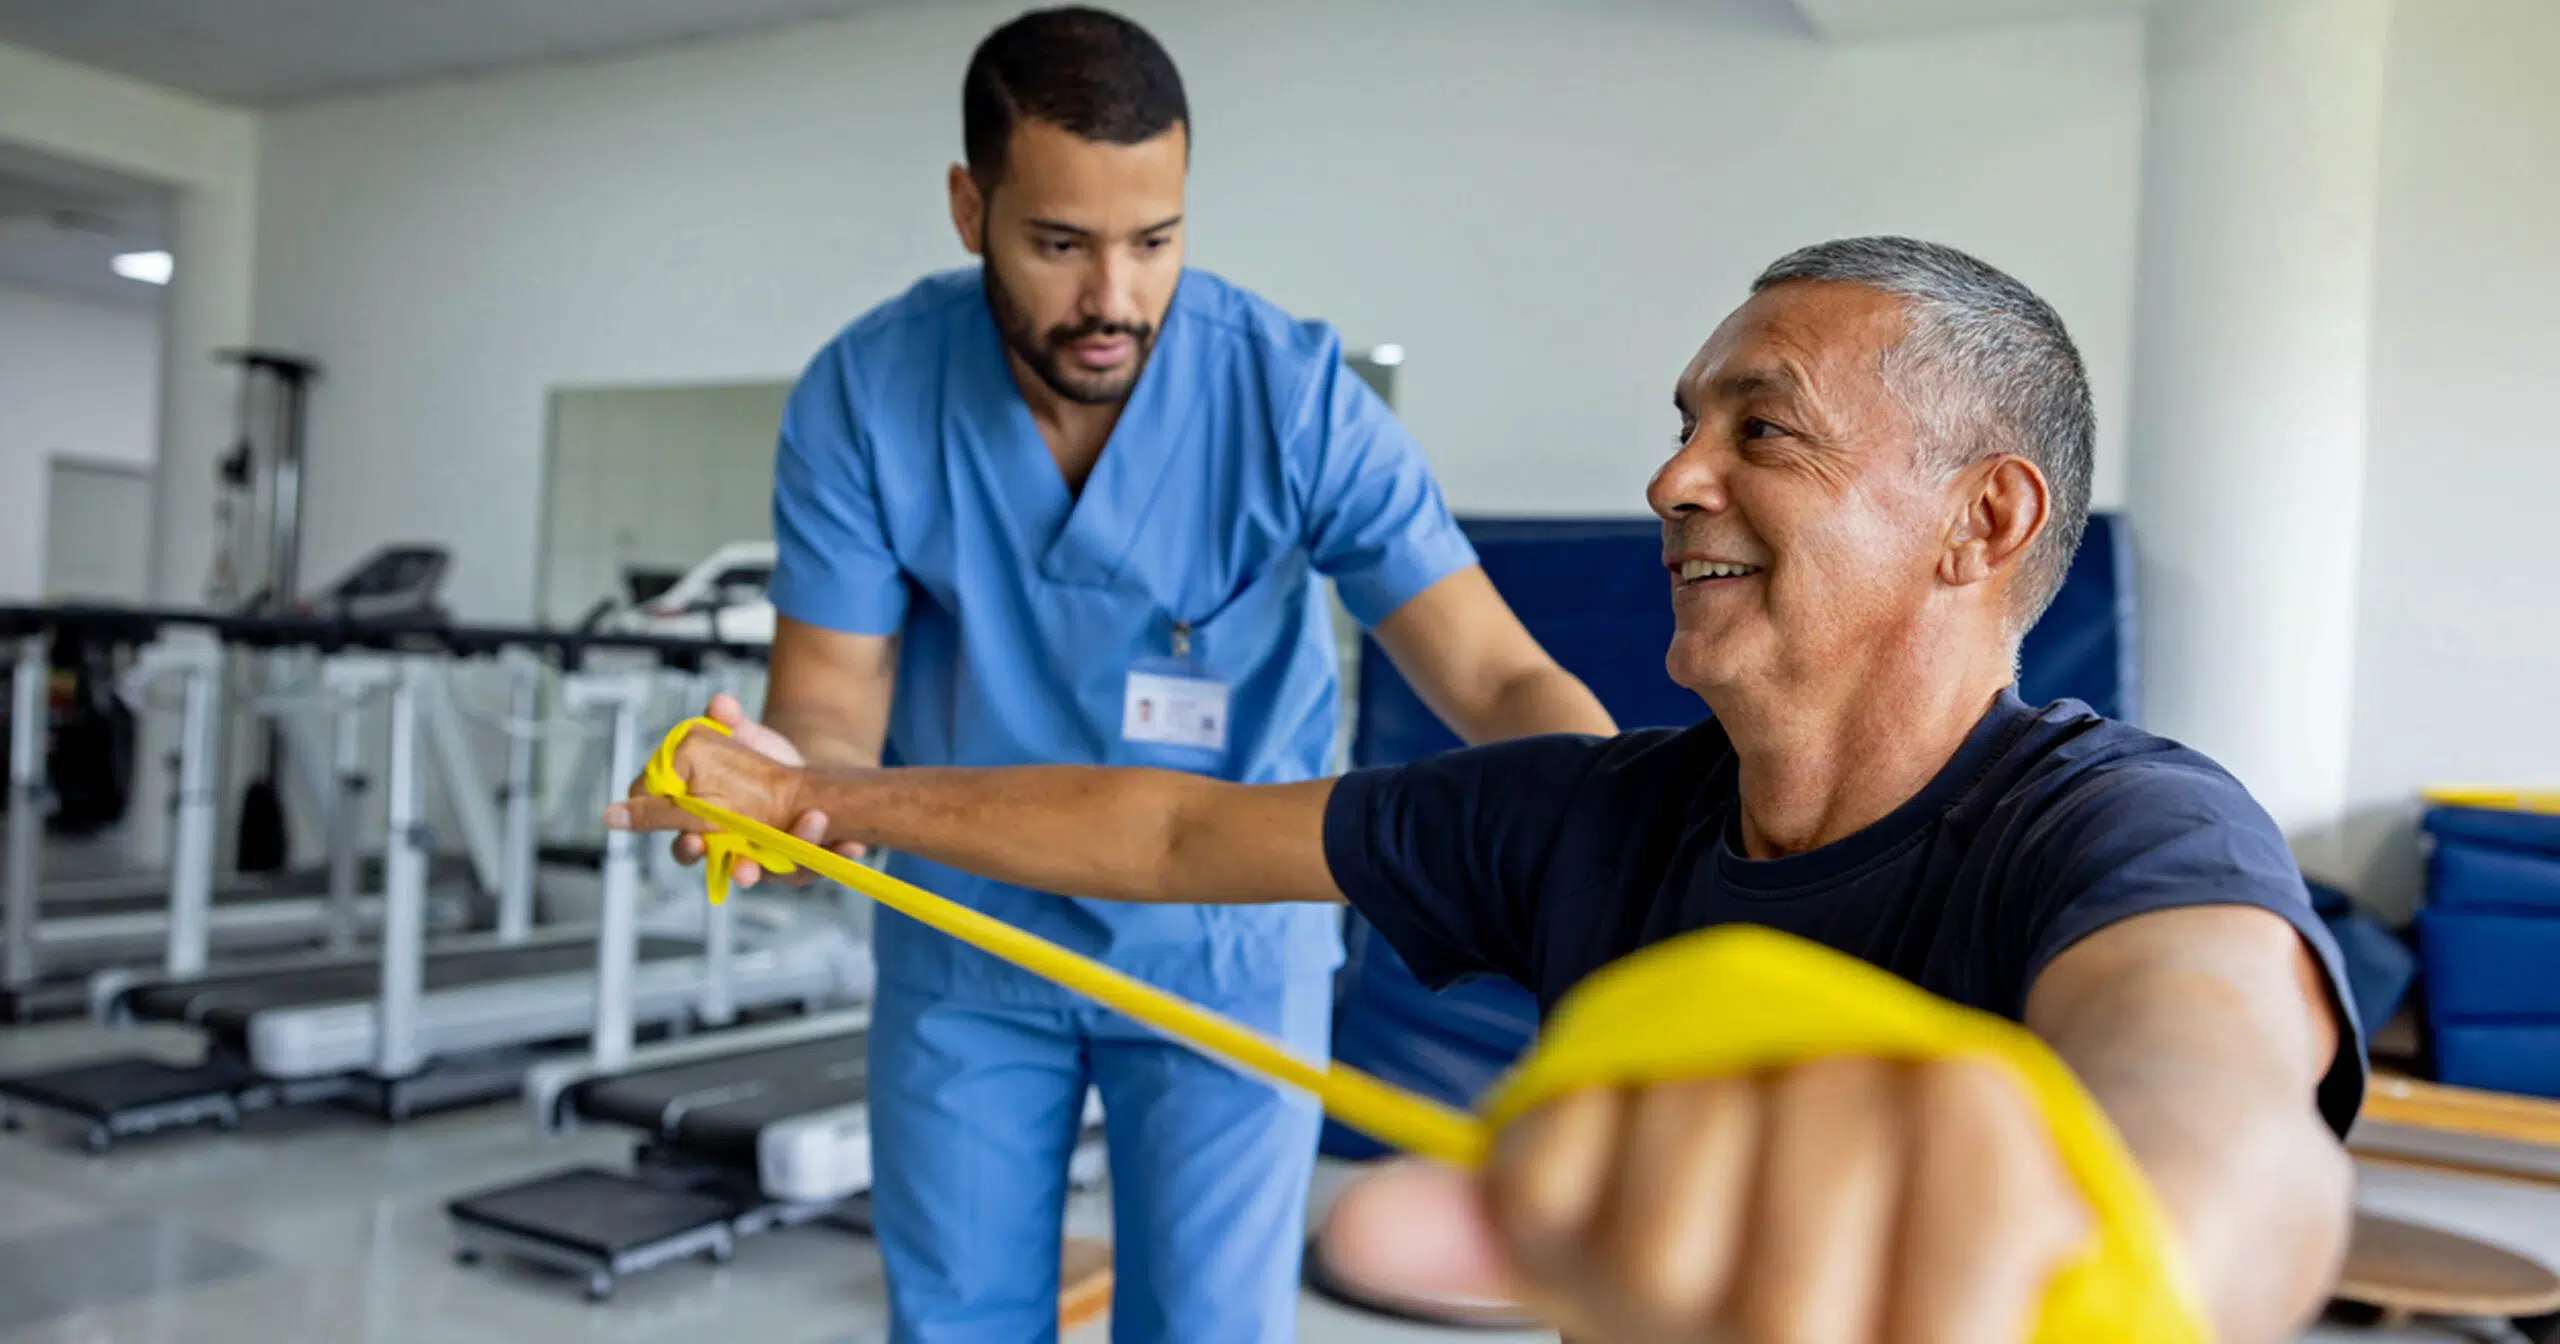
left=605, top=694, right=866, bottom=888
left=1321, top=1059, right=2088, bottom=1343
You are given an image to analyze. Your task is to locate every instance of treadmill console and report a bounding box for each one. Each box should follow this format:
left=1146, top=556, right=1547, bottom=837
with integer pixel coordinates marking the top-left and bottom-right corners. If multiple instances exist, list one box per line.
left=308, top=545, right=452, bottom=622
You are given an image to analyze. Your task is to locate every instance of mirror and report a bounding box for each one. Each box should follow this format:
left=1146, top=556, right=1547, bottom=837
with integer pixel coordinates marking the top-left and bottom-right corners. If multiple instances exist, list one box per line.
left=536, top=381, right=789, bottom=630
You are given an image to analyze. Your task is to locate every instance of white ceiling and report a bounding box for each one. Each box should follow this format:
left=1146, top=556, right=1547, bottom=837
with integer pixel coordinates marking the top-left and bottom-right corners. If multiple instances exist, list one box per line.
left=0, top=143, right=170, bottom=310
left=0, top=0, right=904, bottom=107
left=0, top=0, right=2172, bottom=109
left=1788, top=0, right=2153, bottom=42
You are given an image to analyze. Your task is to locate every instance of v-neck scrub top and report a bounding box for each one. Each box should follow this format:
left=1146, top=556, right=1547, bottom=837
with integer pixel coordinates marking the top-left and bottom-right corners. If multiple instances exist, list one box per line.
left=770, top=267, right=1477, bottom=1005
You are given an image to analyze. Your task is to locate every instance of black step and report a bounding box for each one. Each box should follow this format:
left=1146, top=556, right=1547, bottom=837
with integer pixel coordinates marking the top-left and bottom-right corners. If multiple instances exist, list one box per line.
left=448, top=1167, right=746, bottom=1300
left=0, top=1055, right=260, bottom=1150
left=450, top=1166, right=741, bottom=1258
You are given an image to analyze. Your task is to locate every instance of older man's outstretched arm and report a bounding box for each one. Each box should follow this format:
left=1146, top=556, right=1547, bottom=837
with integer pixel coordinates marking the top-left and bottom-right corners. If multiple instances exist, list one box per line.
left=609, top=726, right=1348, bottom=907
left=612, top=727, right=2358, bottom=1341
left=2026, top=903, right=2354, bottom=1343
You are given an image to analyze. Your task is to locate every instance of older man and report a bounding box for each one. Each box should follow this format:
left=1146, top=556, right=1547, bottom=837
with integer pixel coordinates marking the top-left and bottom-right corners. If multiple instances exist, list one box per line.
left=616, top=237, right=2363, bottom=1343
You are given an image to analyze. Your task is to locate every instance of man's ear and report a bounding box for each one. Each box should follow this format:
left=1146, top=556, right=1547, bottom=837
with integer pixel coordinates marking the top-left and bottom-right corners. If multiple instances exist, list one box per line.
left=948, top=164, right=987, bottom=256
left=1940, top=455, right=2048, bottom=591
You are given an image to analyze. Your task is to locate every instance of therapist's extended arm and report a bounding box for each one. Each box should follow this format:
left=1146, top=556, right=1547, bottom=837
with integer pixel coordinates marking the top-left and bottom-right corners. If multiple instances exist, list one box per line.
left=609, top=728, right=1345, bottom=907
left=1370, top=568, right=1615, bottom=743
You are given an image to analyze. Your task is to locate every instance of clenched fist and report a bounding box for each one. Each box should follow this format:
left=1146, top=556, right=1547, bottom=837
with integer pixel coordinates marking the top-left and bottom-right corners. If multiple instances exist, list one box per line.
left=603, top=693, right=866, bottom=887
left=1324, top=1056, right=2090, bottom=1343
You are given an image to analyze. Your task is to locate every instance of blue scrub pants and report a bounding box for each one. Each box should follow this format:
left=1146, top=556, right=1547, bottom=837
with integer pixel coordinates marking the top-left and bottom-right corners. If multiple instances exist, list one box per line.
left=868, top=975, right=1332, bottom=1343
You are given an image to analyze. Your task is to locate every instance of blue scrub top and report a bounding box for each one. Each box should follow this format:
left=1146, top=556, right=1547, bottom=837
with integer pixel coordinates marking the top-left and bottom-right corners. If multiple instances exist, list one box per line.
left=769, top=267, right=1477, bottom=1006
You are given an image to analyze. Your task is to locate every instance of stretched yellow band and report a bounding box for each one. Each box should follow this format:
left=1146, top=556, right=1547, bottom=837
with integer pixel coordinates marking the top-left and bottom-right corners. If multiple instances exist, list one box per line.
left=644, top=717, right=2203, bottom=1341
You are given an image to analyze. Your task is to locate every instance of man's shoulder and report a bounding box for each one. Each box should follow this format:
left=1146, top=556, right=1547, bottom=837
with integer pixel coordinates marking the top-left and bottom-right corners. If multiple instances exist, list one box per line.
left=1169, top=268, right=1345, bottom=374
left=1987, top=697, right=2278, bottom=842
left=822, top=269, right=984, bottom=370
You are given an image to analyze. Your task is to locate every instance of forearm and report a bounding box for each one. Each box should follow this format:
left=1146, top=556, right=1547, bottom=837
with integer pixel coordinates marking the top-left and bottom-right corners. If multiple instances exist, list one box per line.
left=761, top=620, right=897, bottom=771
left=1369, top=568, right=1616, bottom=746
left=1453, top=665, right=1615, bottom=745
left=792, top=765, right=1342, bottom=907
left=763, top=702, right=885, bottom=770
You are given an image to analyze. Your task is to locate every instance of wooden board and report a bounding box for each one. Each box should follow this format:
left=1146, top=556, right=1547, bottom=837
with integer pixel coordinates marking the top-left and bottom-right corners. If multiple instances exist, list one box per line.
left=1059, top=1237, right=1113, bottom=1333
left=2332, top=1212, right=2560, bottom=1323
left=2358, top=1148, right=2560, bottom=1194
left=2361, top=1074, right=2560, bottom=1149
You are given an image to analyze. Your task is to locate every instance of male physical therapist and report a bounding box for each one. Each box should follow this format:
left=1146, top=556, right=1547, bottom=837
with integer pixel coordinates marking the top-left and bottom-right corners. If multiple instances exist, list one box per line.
left=714, top=7, right=1615, bottom=1340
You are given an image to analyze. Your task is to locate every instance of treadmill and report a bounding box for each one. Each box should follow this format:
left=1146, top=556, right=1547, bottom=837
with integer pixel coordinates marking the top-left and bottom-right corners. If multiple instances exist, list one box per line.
left=444, top=809, right=1088, bottom=1303
left=452, top=1011, right=1104, bottom=1301
left=0, top=553, right=480, bottom=1019
left=0, top=625, right=859, bottom=1150
left=453, top=1012, right=879, bottom=1300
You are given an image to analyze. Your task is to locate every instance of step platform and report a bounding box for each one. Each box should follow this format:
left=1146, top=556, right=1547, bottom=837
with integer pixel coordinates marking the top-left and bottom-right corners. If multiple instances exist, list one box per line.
left=0, top=1055, right=266, bottom=1152
left=448, top=1166, right=745, bottom=1301
left=2325, top=1211, right=2560, bottom=1338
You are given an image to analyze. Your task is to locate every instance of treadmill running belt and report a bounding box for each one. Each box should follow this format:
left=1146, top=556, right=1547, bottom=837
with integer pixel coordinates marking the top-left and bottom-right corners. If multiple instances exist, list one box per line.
left=28, top=853, right=479, bottom=916
left=574, top=1032, right=868, bottom=1164
left=127, top=938, right=700, bottom=1030
left=30, top=884, right=337, bottom=920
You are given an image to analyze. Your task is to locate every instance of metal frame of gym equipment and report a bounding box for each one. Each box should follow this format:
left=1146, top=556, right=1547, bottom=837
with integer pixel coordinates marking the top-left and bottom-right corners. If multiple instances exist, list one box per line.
left=444, top=688, right=1095, bottom=1302
left=0, top=629, right=545, bottom=1146
left=0, top=613, right=493, bottom=1021
left=1, top=625, right=852, bottom=1152
left=446, top=653, right=880, bottom=1300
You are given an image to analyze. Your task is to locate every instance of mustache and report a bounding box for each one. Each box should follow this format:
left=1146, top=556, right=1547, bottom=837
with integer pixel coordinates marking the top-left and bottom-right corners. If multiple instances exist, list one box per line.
left=1660, top=522, right=1766, bottom=564
left=1045, top=317, right=1151, bottom=347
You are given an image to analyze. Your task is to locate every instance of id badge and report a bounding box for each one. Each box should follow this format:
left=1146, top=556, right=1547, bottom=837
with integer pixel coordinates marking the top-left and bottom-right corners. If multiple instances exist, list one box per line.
left=1123, top=621, right=1230, bottom=754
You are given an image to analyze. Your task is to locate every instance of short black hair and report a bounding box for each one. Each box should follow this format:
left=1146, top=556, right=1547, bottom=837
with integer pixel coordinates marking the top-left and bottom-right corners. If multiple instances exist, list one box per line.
left=963, top=7, right=1190, bottom=188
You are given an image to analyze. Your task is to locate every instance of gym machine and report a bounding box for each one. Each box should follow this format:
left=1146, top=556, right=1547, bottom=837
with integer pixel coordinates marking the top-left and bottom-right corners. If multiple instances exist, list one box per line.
left=0, top=623, right=861, bottom=1151
left=0, top=550, right=476, bottom=1020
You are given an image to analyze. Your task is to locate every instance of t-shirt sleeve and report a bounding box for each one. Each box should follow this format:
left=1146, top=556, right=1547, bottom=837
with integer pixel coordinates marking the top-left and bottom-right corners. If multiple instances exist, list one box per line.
left=1321, top=733, right=1610, bottom=989
left=1287, top=334, right=1478, bottom=627
left=2018, top=759, right=2368, bottom=1138
left=766, top=341, right=908, bottom=636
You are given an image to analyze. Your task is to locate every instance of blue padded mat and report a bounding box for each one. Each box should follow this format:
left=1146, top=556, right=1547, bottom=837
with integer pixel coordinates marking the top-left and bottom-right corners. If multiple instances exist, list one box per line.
left=1351, top=519, right=1697, bottom=770
left=2018, top=512, right=2138, bottom=724
left=1322, top=512, right=2141, bottom=1157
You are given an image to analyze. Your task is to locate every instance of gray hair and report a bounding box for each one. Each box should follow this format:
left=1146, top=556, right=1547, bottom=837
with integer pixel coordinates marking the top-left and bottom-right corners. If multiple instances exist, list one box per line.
left=1751, top=236, right=2094, bottom=632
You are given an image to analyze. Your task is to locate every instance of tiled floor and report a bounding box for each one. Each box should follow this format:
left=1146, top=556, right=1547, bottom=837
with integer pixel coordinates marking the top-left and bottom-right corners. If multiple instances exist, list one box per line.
left=2, top=1017, right=2556, bottom=1342
left=0, top=1018, right=1543, bottom=1343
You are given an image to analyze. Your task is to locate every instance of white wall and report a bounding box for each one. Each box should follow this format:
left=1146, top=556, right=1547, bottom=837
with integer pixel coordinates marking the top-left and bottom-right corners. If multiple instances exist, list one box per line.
left=2122, top=0, right=2390, bottom=855
left=249, top=0, right=2146, bottom=622
left=0, top=283, right=164, bottom=599
left=2339, top=0, right=2560, bottom=916
left=0, top=40, right=258, bottom=867
left=0, top=41, right=259, bottom=606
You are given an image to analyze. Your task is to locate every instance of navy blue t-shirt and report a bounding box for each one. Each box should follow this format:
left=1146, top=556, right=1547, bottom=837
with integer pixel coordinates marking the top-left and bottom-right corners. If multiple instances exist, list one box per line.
left=1322, top=689, right=2366, bottom=1137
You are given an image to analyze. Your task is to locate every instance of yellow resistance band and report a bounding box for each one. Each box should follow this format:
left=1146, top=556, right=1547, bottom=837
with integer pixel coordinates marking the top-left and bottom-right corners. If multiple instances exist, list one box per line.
left=645, top=718, right=2204, bottom=1342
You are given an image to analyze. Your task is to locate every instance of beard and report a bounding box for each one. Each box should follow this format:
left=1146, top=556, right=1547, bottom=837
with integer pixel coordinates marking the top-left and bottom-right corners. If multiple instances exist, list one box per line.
left=983, top=256, right=1158, bottom=406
